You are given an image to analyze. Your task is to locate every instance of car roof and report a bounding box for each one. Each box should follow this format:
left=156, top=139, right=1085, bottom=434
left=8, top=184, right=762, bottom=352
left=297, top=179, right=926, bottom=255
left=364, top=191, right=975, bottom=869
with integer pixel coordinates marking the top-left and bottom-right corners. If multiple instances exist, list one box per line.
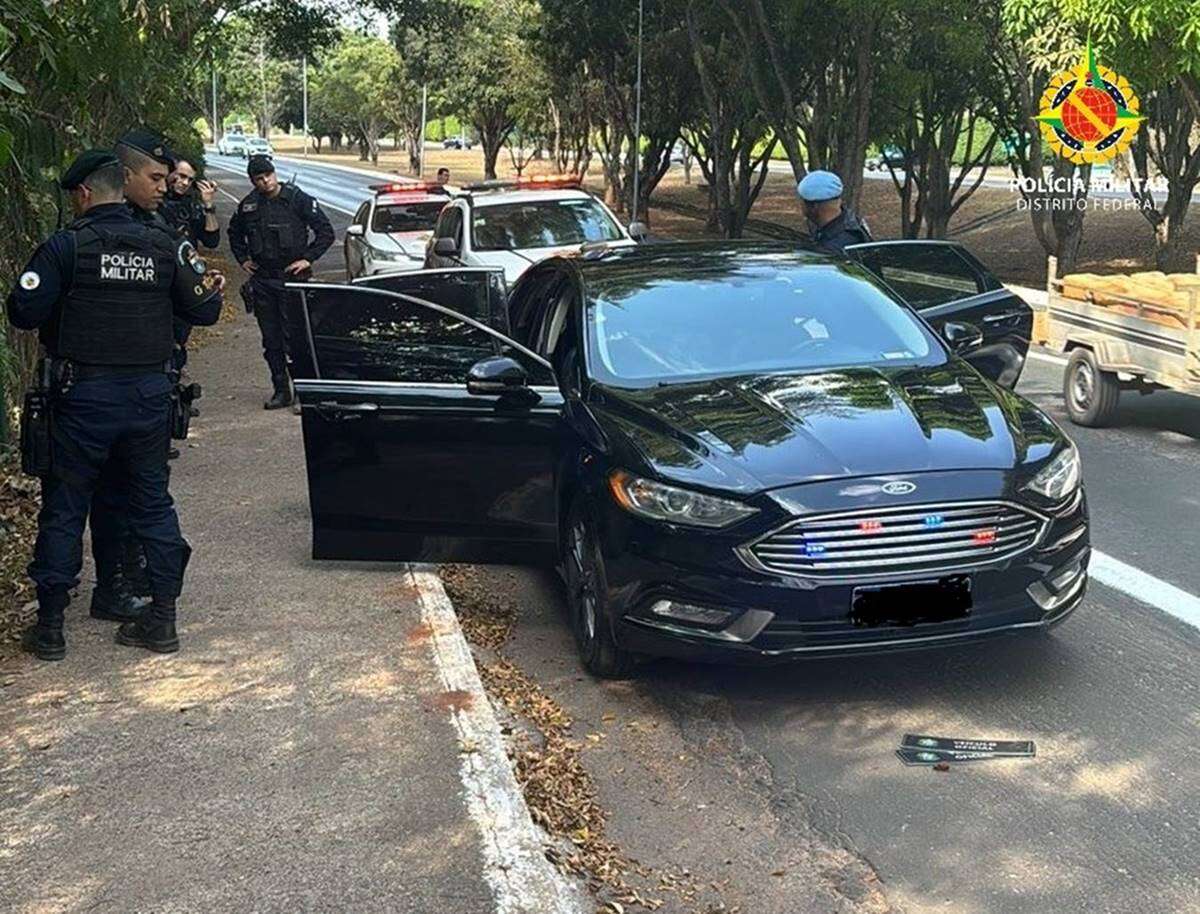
left=563, top=241, right=850, bottom=300
left=468, top=188, right=596, bottom=209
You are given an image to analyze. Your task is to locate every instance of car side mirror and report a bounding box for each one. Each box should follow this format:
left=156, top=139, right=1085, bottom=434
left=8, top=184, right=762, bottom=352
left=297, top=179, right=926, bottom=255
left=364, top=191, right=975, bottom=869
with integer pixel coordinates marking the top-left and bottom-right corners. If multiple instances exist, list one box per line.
left=467, top=355, right=528, bottom=396
left=943, top=321, right=984, bottom=355
left=628, top=221, right=649, bottom=243
left=346, top=224, right=364, bottom=237
left=434, top=237, right=459, bottom=257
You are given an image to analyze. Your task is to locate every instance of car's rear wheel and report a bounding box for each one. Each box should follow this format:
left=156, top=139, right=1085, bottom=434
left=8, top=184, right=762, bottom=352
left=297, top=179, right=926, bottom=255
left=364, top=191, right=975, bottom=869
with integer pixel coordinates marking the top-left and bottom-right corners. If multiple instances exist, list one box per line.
left=1064, top=348, right=1120, bottom=427
left=564, top=501, right=637, bottom=680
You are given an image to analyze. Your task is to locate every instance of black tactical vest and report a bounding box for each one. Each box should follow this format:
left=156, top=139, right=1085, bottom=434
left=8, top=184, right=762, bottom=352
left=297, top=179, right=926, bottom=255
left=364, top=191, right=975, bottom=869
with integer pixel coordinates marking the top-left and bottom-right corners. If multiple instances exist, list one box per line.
left=58, top=216, right=176, bottom=365
left=240, top=186, right=309, bottom=268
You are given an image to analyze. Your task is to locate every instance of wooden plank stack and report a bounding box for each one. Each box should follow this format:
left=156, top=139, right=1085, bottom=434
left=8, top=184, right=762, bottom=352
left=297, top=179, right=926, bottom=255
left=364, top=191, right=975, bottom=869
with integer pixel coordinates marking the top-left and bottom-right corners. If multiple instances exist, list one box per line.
left=1059, top=271, right=1200, bottom=329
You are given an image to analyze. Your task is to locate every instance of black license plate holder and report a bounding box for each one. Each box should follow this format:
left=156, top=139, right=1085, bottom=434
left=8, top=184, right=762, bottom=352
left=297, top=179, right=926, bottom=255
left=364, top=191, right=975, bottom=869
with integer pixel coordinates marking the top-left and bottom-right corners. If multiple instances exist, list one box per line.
left=851, top=576, right=972, bottom=628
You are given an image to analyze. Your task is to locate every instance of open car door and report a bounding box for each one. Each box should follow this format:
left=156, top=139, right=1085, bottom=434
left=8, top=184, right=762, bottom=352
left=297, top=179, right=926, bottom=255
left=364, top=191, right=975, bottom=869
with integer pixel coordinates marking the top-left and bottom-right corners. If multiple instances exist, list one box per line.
left=284, top=269, right=561, bottom=564
left=846, top=241, right=1032, bottom=387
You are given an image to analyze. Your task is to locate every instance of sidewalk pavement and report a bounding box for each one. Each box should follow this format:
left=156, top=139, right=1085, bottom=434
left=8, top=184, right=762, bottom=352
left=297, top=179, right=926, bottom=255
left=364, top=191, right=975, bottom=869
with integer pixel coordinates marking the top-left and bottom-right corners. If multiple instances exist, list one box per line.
left=0, top=254, right=581, bottom=912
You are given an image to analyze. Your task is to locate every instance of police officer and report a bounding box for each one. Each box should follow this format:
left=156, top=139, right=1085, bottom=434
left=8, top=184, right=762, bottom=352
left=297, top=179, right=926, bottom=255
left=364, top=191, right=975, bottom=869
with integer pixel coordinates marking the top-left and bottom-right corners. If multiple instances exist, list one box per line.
left=161, top=158, right=220, bottom=249
left=796, top=170, right=873, bottom=255
left=160, top=157, right=220, bottom=420
left=5, top=148, right=223, bottom=661
left=228, top=154, right=334, bottom=408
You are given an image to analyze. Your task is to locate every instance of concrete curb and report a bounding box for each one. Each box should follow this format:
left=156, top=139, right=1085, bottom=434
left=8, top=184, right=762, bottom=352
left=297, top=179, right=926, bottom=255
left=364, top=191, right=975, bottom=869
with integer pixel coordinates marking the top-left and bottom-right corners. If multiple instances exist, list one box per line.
left=408, top=564, right=588, bottom=914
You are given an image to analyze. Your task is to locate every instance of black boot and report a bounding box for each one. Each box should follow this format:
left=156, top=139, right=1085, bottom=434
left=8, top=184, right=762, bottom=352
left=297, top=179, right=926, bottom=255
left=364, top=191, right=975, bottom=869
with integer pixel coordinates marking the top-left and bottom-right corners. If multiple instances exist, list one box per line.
left=116, top=598, right=179, bottom=653
left=21, top=624, right=66, bottom=662
left=168, top=446, right=181, bottom=460
left=264, top=372, right=293, bottom=410
left=90, top=571, right=151, bottom=623
left=24, top=586, right=69, bottom=661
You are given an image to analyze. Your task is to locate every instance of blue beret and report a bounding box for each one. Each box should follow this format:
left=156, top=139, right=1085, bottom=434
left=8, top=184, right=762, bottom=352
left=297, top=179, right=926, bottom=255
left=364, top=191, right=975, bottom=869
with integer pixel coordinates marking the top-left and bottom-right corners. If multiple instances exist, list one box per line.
left=796, top=170, right=844, bottom=202
left=60, top=149, right=119, bottom=190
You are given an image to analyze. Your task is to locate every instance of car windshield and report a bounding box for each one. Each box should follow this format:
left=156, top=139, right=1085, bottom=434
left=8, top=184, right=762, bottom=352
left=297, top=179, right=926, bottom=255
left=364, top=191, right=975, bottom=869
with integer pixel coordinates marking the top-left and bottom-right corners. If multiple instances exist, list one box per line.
left=472, top=198, right=623, bottom=251
left=585, top=263, right=945, bottom=385
left=372, top=201, right=445, bottom=234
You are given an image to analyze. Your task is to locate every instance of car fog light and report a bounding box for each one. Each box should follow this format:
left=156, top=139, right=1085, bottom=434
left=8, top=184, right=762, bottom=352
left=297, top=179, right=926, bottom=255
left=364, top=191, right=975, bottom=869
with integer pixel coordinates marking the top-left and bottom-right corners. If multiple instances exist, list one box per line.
left=649, top=600, right=732, bottom=627
left=1028, top=558, right=1086, bottom=611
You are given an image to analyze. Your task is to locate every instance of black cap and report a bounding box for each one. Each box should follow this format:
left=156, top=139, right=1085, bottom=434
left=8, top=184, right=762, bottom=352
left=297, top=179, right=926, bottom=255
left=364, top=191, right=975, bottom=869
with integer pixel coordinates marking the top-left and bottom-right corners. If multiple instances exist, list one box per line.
left=60, top=149, right=120, bottom=190
left=116, top=128, right=175, bottom=168
left=247, top=154, right=275, bottom=178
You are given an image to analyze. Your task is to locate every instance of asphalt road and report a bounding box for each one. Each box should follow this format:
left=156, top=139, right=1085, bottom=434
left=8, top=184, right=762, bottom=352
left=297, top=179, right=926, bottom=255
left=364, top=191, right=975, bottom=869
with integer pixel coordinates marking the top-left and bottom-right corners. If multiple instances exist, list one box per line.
left=208, top=152, right=1200, bottom=913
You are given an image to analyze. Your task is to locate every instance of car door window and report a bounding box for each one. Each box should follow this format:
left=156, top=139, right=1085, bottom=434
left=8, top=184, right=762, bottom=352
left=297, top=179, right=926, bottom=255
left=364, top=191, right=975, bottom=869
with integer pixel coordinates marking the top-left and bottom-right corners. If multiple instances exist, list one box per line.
left=294, top=285, right=552, bottom=386
left=850, top=243, right=984, bottom=311
left=437, top=206, right=463, bottom=245
left=352, top=201, right=370, bottom=229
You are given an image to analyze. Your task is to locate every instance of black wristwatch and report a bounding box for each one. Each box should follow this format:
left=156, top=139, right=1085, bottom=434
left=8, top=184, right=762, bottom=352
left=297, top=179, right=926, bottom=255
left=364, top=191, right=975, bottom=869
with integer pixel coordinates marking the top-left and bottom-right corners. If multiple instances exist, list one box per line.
left=202, top=204, right=216, bottom=213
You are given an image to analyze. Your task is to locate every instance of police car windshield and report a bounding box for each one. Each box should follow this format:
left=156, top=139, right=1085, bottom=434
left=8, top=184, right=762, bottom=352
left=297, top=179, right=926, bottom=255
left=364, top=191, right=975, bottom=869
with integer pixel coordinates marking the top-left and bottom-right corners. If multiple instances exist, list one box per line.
left=472, top=199, right=623, bottom=251
left=373, top=202, right=446, bottom=234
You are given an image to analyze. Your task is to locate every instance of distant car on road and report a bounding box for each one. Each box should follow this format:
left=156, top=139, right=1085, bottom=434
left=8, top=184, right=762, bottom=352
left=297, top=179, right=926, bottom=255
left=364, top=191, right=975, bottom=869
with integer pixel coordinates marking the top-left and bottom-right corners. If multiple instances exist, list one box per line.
left=344, top=182, right=450, bottom=279
left=283, top=242, right=1084, bottom=677
left=239, top=136, right=274, bottom=159
left=217, top=133, right=249, bottom=156
left=442, top=137, right=474, bottom=150
left=865, top=145, right=912, bottom=171
left=425, top=176, right=638, bottom=286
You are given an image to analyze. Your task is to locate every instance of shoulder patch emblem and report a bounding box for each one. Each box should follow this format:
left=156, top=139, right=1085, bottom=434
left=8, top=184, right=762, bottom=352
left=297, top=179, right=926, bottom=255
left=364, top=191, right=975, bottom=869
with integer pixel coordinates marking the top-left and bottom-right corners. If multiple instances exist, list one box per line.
left=19, top=271, right=40, bottom=290
left=242, top=202, right=258, bottom=213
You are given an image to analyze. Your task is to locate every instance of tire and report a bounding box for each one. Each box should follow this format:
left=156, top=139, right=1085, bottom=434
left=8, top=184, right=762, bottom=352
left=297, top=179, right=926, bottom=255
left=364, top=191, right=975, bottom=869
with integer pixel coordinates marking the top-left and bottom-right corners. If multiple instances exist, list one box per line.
left=563, top=500, right=637, bottom=680
left=1064, top=348, right=1120, bottom=427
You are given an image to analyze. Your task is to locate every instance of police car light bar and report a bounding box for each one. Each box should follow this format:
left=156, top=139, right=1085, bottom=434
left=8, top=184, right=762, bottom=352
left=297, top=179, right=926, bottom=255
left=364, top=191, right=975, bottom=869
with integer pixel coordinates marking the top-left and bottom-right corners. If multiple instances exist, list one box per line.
left=462, top=174, right=583, bottom=192
left=368, top=182, right=449, bottom=195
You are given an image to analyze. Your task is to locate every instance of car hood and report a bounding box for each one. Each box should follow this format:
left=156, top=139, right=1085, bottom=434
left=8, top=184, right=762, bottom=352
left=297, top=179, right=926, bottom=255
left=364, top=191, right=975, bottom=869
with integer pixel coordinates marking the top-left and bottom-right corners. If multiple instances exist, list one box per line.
left=483, top=239, right=638, bottom=285
left=384, top=231, right=434, bottom=254
left=589, top=362, right=1065, bottom=494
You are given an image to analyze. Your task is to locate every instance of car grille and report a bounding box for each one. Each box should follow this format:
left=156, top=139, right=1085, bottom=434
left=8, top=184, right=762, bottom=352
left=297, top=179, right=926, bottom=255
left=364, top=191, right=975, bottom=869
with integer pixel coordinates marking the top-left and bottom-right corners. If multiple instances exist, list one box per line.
left=742, top=501, right=1047, bottom=578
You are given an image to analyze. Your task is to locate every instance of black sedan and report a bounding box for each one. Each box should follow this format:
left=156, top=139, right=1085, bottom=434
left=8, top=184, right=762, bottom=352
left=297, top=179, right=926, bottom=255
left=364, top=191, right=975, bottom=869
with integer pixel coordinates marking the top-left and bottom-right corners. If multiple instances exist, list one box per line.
left=284, top=242, right=1088, bottom=677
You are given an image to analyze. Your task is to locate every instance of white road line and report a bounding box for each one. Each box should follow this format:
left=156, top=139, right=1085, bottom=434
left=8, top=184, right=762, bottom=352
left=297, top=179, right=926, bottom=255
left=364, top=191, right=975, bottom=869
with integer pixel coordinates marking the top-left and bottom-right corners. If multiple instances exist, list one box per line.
left=407, top=564, right=587, bottom=914
left=1091, top=551, right=1200, bottom=633
left=206, top=160, right=358, bottom=215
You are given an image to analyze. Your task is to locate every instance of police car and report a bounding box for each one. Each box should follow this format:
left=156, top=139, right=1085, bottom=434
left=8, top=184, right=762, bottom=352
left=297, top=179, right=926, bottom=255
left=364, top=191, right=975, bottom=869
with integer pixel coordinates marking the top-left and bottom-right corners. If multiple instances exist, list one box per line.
left=344, top=182, right=451, bottom=279
left=424, top=176, right=640, bottom=286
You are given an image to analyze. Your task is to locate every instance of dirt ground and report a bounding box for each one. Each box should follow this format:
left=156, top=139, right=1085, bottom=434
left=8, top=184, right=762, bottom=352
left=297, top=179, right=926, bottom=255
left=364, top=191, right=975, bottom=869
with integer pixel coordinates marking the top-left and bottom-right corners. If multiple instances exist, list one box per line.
left=269, top=135, right=1197, bottom=287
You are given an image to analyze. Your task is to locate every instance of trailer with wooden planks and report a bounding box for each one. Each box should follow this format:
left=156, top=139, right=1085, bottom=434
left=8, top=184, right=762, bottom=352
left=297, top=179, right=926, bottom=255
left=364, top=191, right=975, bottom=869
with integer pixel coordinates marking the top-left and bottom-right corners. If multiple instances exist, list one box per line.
left=1038, top=255, right=1200, bottom=427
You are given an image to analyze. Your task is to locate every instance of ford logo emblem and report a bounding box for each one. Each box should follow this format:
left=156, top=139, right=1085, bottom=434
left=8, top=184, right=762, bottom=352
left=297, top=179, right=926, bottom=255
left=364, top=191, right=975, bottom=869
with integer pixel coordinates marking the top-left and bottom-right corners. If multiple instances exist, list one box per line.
left=881, top=481, right=916, bottom=495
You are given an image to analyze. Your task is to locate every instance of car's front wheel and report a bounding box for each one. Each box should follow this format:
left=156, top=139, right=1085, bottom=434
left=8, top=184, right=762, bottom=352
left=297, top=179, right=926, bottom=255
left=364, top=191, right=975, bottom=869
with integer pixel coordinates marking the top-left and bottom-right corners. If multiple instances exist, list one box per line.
left=1065, top=348, right=1120, bottom=427
left=564, top=501, right=637, bottom=680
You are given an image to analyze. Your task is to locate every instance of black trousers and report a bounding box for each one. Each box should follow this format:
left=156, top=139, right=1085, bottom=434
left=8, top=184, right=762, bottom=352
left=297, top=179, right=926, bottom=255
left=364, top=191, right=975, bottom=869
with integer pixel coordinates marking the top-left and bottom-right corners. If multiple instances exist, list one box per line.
left=29, top=373, right=190, bottom=622
left=249, top=277, right=292, bottom=381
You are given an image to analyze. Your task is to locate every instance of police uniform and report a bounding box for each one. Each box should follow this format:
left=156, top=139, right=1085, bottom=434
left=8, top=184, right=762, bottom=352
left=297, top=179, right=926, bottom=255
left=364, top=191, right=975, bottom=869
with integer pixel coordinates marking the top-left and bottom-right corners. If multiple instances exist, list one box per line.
left=796, top=170, right=874, bottom=255
left=5, top=150, right=223, bottom=660
left=227, top=155, right=333, bottom=408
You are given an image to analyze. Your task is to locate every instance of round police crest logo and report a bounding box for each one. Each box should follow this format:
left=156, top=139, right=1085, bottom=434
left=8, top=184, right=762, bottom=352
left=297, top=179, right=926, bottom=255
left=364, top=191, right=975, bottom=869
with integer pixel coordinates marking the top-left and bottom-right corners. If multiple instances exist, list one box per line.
left=20, top=271, right=41, bottom=290
left=1035, top=42, right=1143, bottom=164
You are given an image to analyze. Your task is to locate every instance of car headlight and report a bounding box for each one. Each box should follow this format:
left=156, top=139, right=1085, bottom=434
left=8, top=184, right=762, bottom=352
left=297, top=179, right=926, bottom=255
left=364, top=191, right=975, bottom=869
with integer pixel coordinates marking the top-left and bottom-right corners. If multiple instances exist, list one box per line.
left=1024, top=444, right=1081, bottom=501
left=608, top=470, right=756, bottom=528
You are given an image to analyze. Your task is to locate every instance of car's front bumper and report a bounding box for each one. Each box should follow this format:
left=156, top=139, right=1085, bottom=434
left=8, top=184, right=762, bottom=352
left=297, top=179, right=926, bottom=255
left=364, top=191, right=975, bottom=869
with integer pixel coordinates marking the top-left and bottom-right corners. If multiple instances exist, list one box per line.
left=599, top=485, right=1090, bottom=664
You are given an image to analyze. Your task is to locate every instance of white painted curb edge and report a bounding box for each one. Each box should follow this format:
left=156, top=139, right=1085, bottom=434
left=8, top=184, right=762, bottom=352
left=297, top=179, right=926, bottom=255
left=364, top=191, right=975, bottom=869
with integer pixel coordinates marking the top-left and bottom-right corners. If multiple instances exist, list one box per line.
left=407, top=564, right=588, bottom=914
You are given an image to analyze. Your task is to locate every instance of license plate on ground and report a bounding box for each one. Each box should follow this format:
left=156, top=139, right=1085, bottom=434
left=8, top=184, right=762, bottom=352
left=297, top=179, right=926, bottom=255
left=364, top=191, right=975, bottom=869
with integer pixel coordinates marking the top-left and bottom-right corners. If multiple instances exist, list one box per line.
left=851, top=576, right=972, bottom=628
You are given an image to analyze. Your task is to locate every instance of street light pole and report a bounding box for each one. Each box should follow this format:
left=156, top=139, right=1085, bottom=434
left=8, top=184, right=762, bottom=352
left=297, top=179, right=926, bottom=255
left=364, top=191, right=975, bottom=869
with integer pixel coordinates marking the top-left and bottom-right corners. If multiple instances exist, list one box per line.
left=630, top=0, right=644, bottom=224
left=211, top=62, right=218, bottom=144
left=302, top=54, right=309, bottom=159
left=419, top=83, right=428, bottom=178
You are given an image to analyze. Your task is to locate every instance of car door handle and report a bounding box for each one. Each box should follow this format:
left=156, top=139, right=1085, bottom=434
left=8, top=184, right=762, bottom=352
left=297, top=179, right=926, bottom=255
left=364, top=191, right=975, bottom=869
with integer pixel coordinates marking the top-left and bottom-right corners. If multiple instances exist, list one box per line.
left=981, top=311, right=1025, bottom=324
left=315, top=401, right=379, bottom=420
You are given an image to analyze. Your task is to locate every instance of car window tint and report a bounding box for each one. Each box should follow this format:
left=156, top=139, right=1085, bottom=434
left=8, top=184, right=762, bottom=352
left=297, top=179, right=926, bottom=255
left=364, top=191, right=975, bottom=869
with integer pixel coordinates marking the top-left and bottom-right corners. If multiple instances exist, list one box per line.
left=853, top=245, right=982, bottom=310
left=353, top=202, right=370, bottom=227
left=372, top=201, right=445, bottom=233
left=472, top=199, right=622, bottom=251
left=585, top=263, right=945, bottom=385
left=301, top=287, right=550, bottom=385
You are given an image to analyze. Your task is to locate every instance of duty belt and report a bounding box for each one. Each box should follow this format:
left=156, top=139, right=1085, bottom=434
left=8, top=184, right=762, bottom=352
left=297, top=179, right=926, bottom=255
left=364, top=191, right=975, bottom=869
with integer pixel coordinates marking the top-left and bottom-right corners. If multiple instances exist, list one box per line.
left=61, top=361, right=168, bottom=381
